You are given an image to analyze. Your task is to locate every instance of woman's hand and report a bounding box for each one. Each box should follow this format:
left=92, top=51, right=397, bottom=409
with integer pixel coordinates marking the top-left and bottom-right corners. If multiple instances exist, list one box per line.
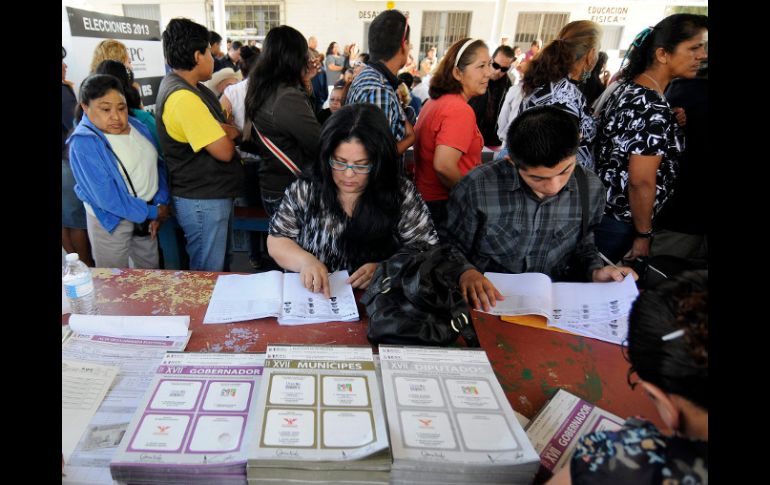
left=459, top=269, right=504, bottom=312
left=347, top=262, right=378, bottom=290
left=300, top=257, right=331, bottom=298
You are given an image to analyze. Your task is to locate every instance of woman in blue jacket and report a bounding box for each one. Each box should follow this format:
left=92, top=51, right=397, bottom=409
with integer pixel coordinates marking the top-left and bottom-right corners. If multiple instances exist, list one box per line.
left=68, top=74, right=171, bottom=268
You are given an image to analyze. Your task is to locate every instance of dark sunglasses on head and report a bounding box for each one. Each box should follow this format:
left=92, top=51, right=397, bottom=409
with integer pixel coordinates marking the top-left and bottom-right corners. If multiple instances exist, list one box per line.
left=492, top=61, right=510, bottom=73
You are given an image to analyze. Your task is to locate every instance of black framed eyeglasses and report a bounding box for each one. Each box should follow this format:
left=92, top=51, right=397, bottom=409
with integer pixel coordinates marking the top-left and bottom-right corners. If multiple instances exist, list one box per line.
left=492, top=61, right=510, bottom=73
left=329, top=158, right=372, bottom=174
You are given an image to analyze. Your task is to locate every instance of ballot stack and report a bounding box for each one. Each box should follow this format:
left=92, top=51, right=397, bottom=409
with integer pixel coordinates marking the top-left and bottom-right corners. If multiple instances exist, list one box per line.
left=379, top=345, right=541, bottom=484
left=110, top=352, right=266, bottom=484
left=246, top=345, right=391, bottom=484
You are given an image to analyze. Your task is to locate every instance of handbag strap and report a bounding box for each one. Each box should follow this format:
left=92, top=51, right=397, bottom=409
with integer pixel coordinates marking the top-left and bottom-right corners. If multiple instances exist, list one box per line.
left=252, top=124, right=302, bottom=176
left=84, top=125, right=139, bottom=198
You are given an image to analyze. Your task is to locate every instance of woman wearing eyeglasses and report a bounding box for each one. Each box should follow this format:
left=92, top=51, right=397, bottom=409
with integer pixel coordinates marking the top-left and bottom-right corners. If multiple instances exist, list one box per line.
left=497, top=20, right=601, bottom=170
left=267, top=103, right=438, bottom=296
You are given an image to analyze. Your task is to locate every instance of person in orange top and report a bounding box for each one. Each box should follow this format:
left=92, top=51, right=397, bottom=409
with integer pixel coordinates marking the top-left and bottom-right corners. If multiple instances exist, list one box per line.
left=413, top=38, right=492, bottom=235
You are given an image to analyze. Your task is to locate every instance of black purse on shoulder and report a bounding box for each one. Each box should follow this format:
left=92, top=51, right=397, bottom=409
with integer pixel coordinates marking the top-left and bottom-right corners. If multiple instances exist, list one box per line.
left=360, top=244, right=479, bottom=347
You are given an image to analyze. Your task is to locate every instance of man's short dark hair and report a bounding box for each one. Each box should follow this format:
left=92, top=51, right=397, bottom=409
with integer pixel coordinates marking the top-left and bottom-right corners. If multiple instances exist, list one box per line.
left=506, top=106, right=579, bottom=168
left=492, top=45, right=515, bottom=59
left=163, top=18, right=210, bottom=70
left=368, top=10, right=409, bottom=62
left=230, top=41, right=243, bottom=51
left=397, top=72, right=414, bottom=87
left=209, top=30, right=222, bottom=46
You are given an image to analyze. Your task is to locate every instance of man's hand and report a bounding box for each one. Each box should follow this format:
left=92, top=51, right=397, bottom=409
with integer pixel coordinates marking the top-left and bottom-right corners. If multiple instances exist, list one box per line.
left=300, top=258, right=331, bottom=298
left=592, top=265, right=638, bottom=282
left=625, top=237, right=651, bottom=261
left=347, top=262, right=378, bottom=290
left=220, top=122, right=240, bottom=141
left=156, top=204, right=170, bottom=222
left=459, top=269, right=504, bottom=312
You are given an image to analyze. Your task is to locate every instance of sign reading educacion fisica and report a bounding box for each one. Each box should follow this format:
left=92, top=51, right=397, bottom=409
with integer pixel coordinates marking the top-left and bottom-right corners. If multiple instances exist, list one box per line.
left=64, top=6, right=166, bottom=111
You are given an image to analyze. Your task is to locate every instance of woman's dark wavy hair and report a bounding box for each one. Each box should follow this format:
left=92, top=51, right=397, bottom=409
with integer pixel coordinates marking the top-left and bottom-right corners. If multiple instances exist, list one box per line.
left=621, top=13, right=708, bottom=82
left=239, top=45, right=260, bottom=79
left=326, top=41, right=339, bottom=56
left=245, top=25, right=308, bottom=119
left=76, top=74, right=124, bottom=123
left=522, top=20, right=601, bottom=95
left=627, top=270, right=708, bottom=410
left=308, top=103, right=401, bottom=270
left=162, top=18, right=210, bottom=71
left=429, top=38, right=487, bottom=100
left=95, top=60, right=141, bottom=110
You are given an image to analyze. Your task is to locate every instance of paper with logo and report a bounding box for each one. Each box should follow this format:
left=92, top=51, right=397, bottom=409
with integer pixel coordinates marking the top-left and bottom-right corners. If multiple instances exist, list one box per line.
left=109, top=351, right=265, bottom=484
left=525, top=388, right=624, bottom=475
left=203, top=270, right=359, bottom=325
left=62, top=332, right=190, bottom=485
left=248, top=345, right=389, bottom=464
left=483, top=272, right=639, bottom=345
left=379, top=345, right=540, bottom=483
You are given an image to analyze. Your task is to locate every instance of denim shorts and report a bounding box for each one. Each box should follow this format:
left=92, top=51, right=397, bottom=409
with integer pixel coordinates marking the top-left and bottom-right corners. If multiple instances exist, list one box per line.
left=62, top=159, right=87, bottom=229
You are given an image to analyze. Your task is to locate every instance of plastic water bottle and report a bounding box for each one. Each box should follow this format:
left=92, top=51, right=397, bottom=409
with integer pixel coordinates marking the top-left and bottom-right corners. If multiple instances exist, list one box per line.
left=62, top=253, right=96, bottom=314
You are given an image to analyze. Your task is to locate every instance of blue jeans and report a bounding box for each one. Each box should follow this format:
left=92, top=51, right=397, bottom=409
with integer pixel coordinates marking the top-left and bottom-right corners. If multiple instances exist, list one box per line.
left=595, top=215, right=636, bottom=265
left=172, top=196, right=233, bottom=271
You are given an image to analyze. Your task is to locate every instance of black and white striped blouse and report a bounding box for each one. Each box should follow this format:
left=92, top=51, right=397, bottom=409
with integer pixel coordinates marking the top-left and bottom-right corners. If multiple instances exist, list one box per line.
left=269, top=178, right=439, bottom=272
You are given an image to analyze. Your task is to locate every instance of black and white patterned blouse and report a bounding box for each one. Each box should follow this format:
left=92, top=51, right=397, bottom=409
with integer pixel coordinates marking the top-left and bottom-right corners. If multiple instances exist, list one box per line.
left=594, top=82, right=684, bottom=223
left=269, top=177, right=439, bottom=272
left=519, top=77, right=597, bottom=170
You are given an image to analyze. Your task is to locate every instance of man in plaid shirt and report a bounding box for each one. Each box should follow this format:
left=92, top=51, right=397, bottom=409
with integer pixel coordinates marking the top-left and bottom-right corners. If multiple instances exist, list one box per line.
left=346, top=9, right=415, bottom=160
left=447, top=106, right=636, bottom=311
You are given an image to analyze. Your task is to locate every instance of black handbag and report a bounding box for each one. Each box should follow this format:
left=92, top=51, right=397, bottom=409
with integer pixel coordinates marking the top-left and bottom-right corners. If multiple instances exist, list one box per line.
left=360, top=244, right=479, bottom=347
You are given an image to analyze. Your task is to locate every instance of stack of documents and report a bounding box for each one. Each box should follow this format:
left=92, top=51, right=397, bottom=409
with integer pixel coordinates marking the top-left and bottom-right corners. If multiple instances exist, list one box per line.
left=247, top=345, right=391, bottom=484
left=484, top=272, right=639, bottom=345
left=203, top=271, right=360, bottom=325
left=525, top=388, right=624, bottom=480
left=379, top=345, right=540, bottom=484
left=62, top=331, right=191, bottom=485
left=110, top=352, right=266, bottom=484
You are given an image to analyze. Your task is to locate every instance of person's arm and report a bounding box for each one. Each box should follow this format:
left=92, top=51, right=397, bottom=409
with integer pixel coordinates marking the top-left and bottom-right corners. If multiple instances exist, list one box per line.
left=267, top=236, right=331, bottom=298
left=164, top=91, right=236, bottom=162
left=496, top=84, right=523, bottom=143
left=433, top=145, right=464, bottom=189
left=326, top=57, right=344, bottom=71
left=627, top=154, right=662, bottom=260
left=68, top=135, right=155, bottom=223
left=444, top=178, right=503, bottom=311
left=396, top=118, right=415, bottom=154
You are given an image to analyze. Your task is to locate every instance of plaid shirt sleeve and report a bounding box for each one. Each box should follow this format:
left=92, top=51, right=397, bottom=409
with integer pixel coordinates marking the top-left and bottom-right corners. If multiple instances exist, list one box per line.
left=446, top=175, right=487, bottom=273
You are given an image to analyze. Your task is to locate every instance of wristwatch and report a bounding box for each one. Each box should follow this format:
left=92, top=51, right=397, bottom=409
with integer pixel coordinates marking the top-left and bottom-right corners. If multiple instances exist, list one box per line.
left=635, top=228, right=654, bottom=239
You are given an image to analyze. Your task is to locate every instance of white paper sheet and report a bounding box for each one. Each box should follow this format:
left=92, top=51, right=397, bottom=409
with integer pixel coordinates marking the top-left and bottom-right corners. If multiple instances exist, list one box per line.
left=203, top=271, right=284, bottom=323
left=62, top=360, right=120, bottom=463
left=69, top=314, right=190, bottom=337
left=279, top=271, right=359, bottom=325
left=484, top=272, right=554, bottom=317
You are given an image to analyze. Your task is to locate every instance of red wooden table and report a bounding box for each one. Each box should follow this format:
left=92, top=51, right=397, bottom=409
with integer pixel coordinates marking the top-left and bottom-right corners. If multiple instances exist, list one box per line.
left=63, top=268, right=663, bottom=429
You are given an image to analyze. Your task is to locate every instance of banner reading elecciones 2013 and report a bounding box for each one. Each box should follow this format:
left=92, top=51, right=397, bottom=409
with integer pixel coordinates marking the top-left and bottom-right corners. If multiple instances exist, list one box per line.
left=63, top=6, right=165, bottom=111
